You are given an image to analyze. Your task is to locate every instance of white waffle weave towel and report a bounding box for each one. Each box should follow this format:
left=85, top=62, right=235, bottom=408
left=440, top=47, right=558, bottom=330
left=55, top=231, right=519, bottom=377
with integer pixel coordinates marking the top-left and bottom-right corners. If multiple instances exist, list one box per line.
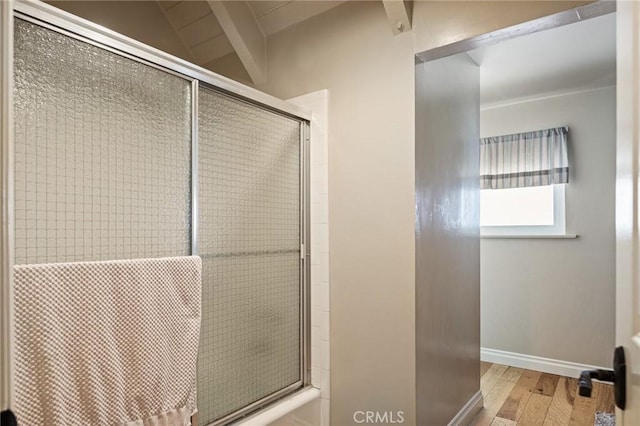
left=14, top=256, right=202, bottom=426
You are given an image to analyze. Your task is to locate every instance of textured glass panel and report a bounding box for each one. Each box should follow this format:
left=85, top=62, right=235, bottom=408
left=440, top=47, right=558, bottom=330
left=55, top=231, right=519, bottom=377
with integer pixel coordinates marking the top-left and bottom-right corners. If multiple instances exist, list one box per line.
left=13, top=19, right=192, bottom=265
left=198, top=88, right=301, bottom=423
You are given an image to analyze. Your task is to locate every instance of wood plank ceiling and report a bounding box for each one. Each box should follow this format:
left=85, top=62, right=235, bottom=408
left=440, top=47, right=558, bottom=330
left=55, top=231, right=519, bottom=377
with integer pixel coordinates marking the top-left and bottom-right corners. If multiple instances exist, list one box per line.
left=158, top=1, right=233, bottom=66
left=157, top=0, right=349, bottom=83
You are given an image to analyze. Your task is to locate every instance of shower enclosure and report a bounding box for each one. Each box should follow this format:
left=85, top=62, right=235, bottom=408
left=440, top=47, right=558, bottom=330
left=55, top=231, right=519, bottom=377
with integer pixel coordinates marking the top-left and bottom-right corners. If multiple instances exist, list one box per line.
left=9, top=1, right=311, bottom=424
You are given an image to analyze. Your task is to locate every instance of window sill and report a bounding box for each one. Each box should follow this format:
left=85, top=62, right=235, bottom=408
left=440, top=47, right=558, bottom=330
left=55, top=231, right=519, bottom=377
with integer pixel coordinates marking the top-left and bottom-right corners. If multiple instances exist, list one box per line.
left=481, top=234, right=578, bottom=239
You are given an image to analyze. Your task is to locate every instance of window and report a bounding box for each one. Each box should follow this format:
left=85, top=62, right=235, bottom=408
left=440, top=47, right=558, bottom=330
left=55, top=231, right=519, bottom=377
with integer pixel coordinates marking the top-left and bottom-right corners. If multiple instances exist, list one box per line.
left=479, top=126, right=570, bottom=237
left=480, top=184, right=566, bottom=236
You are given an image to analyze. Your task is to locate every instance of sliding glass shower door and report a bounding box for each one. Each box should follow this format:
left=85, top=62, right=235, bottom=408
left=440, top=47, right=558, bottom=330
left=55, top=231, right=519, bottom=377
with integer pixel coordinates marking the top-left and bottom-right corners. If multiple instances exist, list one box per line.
left=12, top=7, right=309, bottom=425
left=197, top=88, right=304, bottom=424
left=13, top=19, right=193, bottom=265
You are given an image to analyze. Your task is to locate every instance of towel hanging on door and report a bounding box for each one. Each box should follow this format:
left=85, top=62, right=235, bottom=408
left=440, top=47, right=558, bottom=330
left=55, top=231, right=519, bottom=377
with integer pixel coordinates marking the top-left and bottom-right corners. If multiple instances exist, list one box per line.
left=14, top=256, right=202, bottom=426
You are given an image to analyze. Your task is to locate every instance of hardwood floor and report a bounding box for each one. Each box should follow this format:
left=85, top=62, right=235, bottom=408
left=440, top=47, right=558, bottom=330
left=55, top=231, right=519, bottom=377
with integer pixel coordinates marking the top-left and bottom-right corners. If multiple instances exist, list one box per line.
left=471, top=362, right=615, bottom=426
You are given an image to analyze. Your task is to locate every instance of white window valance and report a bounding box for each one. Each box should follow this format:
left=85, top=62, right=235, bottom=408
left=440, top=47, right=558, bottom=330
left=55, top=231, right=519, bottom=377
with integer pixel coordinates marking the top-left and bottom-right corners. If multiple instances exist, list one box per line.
left=480, top=126, right=569, bottom=190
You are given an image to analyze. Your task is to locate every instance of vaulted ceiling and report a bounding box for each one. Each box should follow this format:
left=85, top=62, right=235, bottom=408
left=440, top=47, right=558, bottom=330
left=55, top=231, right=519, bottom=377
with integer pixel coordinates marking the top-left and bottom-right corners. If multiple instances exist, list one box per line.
left=158, top=1, right=233, bottom=66
left=157, top=1, right=349, bottom=82
left=46, top=0, right=413, bottom=86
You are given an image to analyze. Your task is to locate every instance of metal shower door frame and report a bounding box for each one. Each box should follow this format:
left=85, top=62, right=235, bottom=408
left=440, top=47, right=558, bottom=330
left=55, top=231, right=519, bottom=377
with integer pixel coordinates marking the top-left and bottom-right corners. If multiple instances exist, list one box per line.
left=13, top=1, right=311, bottom=122
left=7, top=1, right=312, bottom=424
left=1, top=0, right=15, bottom=415
left=196, top=81, right=311, bottom=426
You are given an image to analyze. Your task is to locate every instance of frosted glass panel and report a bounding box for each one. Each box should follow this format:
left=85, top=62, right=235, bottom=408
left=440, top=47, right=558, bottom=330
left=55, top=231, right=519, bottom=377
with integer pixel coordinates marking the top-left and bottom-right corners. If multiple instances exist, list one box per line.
left=197, top=88, right=301, bottom=423
left=13, top=19, right=192, bottom=265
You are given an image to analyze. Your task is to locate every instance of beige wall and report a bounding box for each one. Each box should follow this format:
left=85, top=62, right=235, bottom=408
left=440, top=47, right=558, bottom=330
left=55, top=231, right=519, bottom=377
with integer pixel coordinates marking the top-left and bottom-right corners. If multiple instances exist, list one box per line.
left=256, top=1, right=590, bottom=424
left=46, top=1, right=195, bottom=63
left=261, top=3, right=417, bottom=423
left=481, top=86, right=616, bottom=368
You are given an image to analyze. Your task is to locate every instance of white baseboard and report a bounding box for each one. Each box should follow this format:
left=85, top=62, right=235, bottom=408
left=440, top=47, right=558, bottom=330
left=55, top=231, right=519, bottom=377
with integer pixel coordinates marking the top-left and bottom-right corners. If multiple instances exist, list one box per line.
left=481, top=347, right=608, bottom=378
left=448, top=390, right=483, bottom=426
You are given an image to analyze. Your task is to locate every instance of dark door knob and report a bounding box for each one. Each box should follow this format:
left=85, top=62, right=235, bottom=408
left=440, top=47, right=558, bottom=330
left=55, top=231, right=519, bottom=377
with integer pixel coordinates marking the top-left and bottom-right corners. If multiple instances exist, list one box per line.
left=1, top=409, right=18, bottom=426
left=578, top=346, right=626, bottom=410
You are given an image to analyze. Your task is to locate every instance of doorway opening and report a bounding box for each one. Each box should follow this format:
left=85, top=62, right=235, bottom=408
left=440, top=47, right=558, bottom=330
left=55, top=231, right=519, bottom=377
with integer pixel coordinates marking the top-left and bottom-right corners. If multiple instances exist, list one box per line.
left=476, top=11, right=617, bottom=425
left=415, top=2, right=618, bottom=425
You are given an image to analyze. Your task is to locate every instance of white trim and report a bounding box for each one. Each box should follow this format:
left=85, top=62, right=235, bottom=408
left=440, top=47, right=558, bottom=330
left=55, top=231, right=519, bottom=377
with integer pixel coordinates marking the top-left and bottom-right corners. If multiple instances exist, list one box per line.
left=615, top=2, right=640, bottom=422
left=287, top=90, right=330, bottom=425
left=481, top=347, right=608, bottom=378
left=481, top=84, right=616, bottom=111
left=1, top=0, right=14, bottom=413
left=481, top=234, right=578, bottom=239
left=615, top=0, right=640, bottom=379
left=447, top=391, right=483, bottom=426
left=234, top=387, right=321, bottom=426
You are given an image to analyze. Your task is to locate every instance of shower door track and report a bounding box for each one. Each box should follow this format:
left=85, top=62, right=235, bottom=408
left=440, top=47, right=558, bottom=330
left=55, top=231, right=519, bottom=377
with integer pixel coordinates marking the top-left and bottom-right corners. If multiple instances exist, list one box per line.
left=12, top=1, right=311, bottom=122
left=9, top=1, right=313, bottom=425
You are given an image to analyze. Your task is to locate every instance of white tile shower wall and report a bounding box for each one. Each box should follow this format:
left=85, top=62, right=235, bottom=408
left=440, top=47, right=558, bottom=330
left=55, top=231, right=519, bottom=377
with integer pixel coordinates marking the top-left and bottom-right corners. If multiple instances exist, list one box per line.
left=287, top=90, right=330, bottom=426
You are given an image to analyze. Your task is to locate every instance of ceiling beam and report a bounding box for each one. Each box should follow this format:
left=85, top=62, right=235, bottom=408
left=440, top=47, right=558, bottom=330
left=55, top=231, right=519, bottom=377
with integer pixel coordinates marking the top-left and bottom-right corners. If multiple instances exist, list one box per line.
left=207, top=0, right=266, bottom=85
left=381, top=0, right=413, bottom=35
